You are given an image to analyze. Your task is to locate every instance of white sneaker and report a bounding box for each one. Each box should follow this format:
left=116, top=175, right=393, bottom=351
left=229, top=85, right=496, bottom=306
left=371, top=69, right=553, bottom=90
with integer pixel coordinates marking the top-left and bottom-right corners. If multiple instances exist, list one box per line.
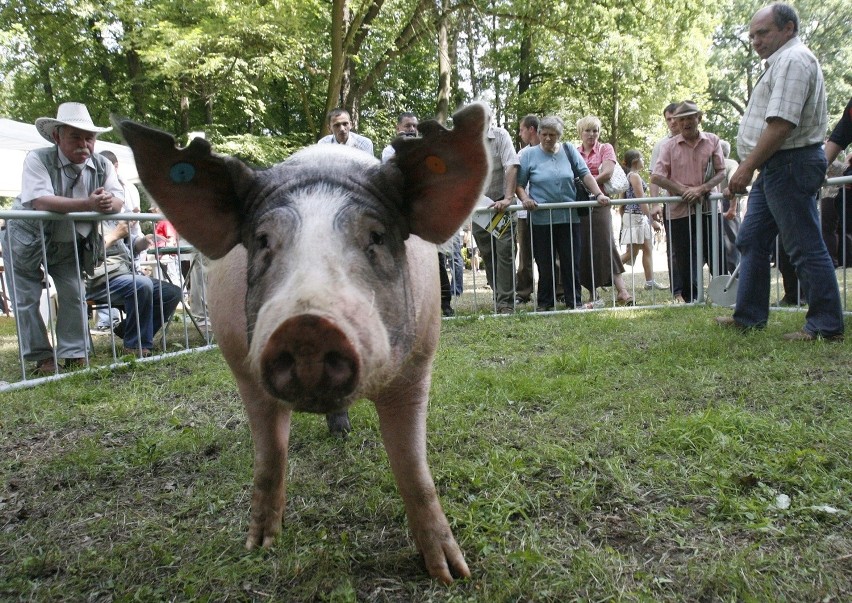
left=645, top=280, right=667, bottom=290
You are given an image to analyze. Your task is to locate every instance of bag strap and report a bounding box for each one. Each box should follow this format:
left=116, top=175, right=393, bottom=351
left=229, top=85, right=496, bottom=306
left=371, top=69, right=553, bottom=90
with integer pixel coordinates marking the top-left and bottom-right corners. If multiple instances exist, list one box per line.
left=562, top=143, right=582, bottom=176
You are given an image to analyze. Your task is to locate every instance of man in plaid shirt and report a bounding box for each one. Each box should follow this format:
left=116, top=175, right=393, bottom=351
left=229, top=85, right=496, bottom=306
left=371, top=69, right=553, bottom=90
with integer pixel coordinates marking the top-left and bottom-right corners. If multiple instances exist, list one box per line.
left=718, top=2, right=844, bottom=341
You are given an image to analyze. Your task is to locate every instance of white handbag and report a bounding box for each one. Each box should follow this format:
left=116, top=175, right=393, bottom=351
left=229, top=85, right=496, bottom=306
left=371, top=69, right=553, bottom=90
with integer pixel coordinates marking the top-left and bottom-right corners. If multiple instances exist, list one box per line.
left=604, top=161, right=630, bottom=197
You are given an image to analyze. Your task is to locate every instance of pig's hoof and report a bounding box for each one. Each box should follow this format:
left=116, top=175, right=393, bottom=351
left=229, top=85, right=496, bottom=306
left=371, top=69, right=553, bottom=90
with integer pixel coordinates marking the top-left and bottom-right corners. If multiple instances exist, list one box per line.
left=325, top=411, right=352, bottom=438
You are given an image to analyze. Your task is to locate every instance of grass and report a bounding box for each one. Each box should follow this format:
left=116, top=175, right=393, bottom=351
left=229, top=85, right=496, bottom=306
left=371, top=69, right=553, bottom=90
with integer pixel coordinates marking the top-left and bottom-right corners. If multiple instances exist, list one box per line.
left=0, top=309, right=215, bottom=388
left=1, top=306, right=850, bottom=601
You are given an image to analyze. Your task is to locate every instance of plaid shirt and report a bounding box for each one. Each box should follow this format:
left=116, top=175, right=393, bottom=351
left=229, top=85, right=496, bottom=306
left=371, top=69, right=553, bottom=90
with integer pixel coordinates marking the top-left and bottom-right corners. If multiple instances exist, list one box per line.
left=484, top=126, right=520, bottom=201
left=737, top=37, right=827, bottom=160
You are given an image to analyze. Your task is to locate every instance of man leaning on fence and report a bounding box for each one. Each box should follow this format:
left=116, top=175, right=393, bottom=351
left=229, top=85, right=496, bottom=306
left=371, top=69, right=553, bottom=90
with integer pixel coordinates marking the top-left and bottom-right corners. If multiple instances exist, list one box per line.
left=473, top=106, right=519, bottom=314
left=651, top=100, right=728, bottom=303
left=1, top=102, right=123, bottom=375
left=718, top=2, right=844, bottom=341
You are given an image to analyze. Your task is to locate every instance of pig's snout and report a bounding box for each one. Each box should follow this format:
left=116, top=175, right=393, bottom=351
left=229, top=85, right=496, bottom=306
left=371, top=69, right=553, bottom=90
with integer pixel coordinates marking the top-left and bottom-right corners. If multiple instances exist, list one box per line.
left=259, top=315, right=359, bottom=409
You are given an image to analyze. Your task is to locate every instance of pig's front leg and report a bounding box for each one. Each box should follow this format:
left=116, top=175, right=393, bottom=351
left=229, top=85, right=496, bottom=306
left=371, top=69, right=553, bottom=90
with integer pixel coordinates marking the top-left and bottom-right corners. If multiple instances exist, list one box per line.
left=209, top=249, right=292, bottom=550
left=374, top=385, right=469, bottom=584
left=240, top=382, right=292, bottom=550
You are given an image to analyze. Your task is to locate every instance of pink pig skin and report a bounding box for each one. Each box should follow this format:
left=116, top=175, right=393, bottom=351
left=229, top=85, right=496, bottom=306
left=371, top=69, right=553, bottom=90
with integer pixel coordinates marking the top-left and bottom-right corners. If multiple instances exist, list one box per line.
left=114, top=103, right=490, bottom=584
left=209, top=237, right=463, bottom=582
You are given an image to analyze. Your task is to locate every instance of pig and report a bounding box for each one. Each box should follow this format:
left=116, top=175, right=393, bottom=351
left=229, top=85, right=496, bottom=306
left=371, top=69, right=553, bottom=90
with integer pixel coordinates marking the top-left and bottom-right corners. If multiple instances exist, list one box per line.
left=114, top=103, right=490, bottom=584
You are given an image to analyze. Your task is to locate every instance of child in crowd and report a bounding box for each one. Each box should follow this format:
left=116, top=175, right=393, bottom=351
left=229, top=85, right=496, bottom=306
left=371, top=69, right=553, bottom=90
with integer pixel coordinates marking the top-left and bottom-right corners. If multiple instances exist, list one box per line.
left=619, top=149, right=666, bottom=290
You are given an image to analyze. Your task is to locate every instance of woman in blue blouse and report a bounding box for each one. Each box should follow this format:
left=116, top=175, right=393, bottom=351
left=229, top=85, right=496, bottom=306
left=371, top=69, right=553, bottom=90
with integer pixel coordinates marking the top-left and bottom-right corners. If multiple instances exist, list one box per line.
left=516, top=115, right=610, bottom=310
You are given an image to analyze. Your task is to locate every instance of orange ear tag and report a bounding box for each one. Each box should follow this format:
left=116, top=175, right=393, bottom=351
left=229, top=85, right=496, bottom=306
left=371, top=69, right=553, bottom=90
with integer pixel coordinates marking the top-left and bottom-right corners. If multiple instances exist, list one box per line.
left=425, top=155, right=447, bottom=174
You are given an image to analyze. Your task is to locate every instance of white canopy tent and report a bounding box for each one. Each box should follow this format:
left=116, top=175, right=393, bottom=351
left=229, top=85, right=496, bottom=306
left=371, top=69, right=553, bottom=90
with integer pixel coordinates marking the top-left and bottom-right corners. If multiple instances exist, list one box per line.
left=0, top=118, right=139, bottom=197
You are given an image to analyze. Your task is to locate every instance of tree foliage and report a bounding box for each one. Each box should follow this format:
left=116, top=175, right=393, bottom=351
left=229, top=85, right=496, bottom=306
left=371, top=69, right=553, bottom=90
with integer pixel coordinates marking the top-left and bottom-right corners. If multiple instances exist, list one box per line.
left=705, top=0, right=852, bottom=156
left=1, top=0, right=849, bottom=164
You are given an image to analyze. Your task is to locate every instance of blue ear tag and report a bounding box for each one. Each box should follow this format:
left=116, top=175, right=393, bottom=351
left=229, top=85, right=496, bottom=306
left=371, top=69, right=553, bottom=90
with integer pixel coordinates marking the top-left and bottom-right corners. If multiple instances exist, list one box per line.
left=170, top=162, right=196, bottom=183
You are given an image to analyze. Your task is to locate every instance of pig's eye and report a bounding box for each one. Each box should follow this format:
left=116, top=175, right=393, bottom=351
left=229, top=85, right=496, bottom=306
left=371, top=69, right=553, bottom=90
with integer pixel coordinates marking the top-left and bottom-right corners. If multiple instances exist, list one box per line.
left=370, top=231, right=384, bottom=246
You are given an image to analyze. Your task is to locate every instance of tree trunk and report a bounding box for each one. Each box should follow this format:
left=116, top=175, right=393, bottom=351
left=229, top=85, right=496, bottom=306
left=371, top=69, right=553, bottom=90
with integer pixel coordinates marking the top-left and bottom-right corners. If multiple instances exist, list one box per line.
left=205, top=92, right=214, bottom=126
left=466, top=17, right=479, bottom=100
left=435, top=0, right=451, bottom=125
left=518, top=24, right=532, bottom=97
left=37, top=61, right=54, bottom=103
left=89, top=18, right=114, bottom=89
left=323, top=0, right=348, bottom=136
left=610, top=67, right=619, bottom=151
left=490, top=8, right=502, bottom=125
left=180, top=93, right=190, bottom=134
left=125, top=47, right=146, bottom=116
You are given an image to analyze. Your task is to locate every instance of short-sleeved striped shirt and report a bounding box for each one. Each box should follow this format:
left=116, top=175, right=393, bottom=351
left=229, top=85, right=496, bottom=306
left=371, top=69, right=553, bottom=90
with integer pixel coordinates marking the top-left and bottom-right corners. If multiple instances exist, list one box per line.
left=652, top=131, right=725, bottom=220
left=736, top=37, right=827, bottom=160
left=485, top=126, right=521, bottom=201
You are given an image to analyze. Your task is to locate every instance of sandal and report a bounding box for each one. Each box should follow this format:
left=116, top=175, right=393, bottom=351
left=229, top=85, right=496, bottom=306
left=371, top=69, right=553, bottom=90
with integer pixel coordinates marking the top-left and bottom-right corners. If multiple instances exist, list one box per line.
left=616, top=297, right=635, bottom=306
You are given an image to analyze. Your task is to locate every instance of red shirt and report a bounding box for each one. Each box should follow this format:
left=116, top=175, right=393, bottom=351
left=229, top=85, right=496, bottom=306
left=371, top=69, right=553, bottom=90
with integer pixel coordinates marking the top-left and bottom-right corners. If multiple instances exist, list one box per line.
left=155, top=220, right=178, bottom=246
left=653, top=131, right=725, bottom=219
left=577, top=141, right=616, bottom=177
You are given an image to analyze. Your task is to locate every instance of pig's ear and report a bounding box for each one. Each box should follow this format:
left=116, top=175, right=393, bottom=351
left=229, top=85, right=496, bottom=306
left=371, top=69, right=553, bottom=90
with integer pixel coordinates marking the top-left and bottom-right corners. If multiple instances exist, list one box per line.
left=112, top=117, right=251, bottom=259
left=389, top=103, right=490, bottom=243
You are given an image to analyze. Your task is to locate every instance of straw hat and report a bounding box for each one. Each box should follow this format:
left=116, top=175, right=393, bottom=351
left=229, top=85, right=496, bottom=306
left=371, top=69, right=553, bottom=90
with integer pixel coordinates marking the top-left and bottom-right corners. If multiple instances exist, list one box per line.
left=35, top=102, right=112, bottom=142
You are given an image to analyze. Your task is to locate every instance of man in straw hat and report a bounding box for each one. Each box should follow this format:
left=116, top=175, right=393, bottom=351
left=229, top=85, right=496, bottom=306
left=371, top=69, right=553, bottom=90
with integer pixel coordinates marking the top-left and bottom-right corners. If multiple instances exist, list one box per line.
left=651, top=100, right=728, bottom=303
left=1, top=102, right=124, bottom=375
left=718, top=2, right=843, bottom=341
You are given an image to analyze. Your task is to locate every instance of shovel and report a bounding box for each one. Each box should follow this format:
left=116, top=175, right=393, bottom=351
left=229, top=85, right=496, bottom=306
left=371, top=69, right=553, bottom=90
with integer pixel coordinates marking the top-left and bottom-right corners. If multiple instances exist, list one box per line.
left=707, top=263, right=740, bottom=307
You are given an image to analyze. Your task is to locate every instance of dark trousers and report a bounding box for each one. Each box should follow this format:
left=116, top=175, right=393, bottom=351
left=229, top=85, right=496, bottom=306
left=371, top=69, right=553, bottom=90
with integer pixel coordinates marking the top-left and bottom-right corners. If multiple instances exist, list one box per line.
left=515, top=217, right=534, bottom=301
left=821, top=189, right=852, bottom=268
left=437, top=252, right=452, bottom=312
left=663, top=215, right=683, bottom=297
left=669, top=213, right=716, bottom=303
left=776, top=238, right=803, bottom=304
left=531, top=223, right=582, bottom=308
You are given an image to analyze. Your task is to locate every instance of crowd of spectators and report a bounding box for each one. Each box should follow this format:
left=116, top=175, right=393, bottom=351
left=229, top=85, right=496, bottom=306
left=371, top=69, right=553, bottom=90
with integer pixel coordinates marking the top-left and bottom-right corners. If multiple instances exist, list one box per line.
left=2, top=2, right=849, bottom=379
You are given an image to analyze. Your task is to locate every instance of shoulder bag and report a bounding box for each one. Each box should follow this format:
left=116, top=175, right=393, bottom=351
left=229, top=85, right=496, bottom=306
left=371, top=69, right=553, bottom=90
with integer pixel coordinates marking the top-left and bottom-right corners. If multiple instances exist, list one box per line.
left=604, top=161, right=630, bottom=197
left=562, top=143, right=592, bottom=216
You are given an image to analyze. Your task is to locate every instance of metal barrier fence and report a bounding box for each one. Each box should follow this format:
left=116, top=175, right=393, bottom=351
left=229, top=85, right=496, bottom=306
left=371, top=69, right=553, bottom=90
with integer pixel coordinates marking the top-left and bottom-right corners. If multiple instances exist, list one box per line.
left=453, top=174, right=850, bottom=315
left=0, top=212, right=214, bottom=391
left=1, top=175, right=849, bottom=390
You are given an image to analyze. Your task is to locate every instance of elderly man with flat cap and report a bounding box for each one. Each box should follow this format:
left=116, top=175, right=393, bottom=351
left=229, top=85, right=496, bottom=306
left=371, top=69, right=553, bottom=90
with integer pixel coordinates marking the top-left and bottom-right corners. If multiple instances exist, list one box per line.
left=651, top=100, right=728, bottom=303
left=2, top=102, right=124, bottom=375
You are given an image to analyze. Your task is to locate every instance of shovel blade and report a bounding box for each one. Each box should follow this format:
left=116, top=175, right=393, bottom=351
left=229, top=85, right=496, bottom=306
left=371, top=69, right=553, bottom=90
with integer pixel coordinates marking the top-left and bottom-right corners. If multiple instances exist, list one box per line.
left=708, top=275, right=738, bottom=307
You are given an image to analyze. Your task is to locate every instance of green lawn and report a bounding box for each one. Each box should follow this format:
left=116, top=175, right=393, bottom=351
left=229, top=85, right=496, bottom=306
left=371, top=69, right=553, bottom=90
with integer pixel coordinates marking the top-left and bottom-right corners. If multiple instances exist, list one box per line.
left=1, top=307, right=850, bottom=601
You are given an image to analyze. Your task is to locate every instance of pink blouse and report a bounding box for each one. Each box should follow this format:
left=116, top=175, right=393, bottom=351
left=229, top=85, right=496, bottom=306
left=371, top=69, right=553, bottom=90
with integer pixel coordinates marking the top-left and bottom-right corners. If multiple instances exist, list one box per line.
left=577, top=141, right=616, bottom=177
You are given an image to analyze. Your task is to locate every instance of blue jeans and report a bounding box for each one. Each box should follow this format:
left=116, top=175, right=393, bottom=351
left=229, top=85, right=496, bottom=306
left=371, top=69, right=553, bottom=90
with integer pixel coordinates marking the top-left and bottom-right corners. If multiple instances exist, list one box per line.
left=734, top=144, right=843, bottom=336
left=87, top=274, right=182, bottom=350
left=450, top=233, right=464, bottom=296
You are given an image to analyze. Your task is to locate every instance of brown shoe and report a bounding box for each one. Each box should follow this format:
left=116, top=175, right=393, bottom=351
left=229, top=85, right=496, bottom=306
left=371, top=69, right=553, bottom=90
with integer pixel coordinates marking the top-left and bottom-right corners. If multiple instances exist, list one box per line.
left=123, top=347, right=153, bottom=358
left=33, top=357, right=60, bottom=375
left=782, top=330, right=844, bottom=342
left=64, top=358, right=87, bottom=369
left=715, top=316, right=750, bottom=332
